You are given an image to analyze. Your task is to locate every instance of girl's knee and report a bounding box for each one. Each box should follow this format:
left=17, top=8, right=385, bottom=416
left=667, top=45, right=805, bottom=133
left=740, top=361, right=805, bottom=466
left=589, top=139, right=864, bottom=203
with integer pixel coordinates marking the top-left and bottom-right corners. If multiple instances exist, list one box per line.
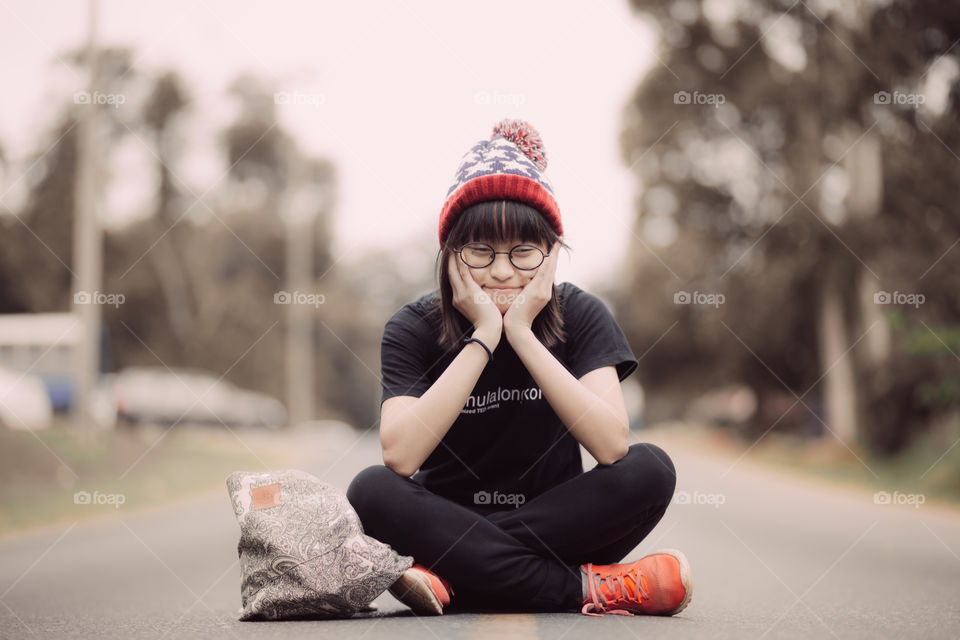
left=346, top=464, right=402, bottom=516
left=619, top=442, right=677, bottom=504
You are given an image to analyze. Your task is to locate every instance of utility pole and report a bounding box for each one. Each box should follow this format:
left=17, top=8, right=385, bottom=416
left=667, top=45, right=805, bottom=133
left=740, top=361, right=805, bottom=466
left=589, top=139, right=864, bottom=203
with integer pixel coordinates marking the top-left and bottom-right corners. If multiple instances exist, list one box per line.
left=283, top=161, right=335, bottom=427
left=284, top=183, right=315, bottom=427
left=71, top=0, right=102, bottom=430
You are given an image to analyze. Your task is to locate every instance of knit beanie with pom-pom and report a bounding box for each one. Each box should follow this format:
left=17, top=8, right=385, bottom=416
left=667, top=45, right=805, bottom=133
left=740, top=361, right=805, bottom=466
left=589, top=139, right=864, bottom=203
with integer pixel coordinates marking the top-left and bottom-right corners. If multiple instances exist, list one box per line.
left=438, top=119, right=563, bottom=246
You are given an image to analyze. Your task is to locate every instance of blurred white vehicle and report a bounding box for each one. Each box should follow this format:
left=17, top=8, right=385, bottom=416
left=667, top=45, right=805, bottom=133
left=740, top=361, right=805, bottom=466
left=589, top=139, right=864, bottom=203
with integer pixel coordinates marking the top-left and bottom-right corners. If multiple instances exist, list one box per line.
left=0, top=313, right=117, bottom=429
left=0, top=366, right=54, bottom=431
left=112, top=367, right=287, bottom=429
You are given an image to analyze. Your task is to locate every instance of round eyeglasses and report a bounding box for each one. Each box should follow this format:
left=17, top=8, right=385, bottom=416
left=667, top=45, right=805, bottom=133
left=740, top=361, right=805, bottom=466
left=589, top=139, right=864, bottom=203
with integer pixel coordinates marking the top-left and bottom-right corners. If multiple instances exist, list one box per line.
left=453, top=242, right=549, bottom=270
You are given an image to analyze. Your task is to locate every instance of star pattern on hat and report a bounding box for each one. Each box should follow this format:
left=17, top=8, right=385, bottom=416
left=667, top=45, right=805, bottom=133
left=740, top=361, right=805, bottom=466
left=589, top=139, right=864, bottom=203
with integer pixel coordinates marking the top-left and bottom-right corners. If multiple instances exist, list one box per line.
left=446, top=138, right=554, bottom=197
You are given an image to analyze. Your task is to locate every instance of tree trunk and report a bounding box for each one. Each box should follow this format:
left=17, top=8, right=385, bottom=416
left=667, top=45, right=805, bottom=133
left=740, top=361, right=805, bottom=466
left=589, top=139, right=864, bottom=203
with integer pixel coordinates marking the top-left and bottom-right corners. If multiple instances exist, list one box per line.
left=816, top=274, right=859, bottom=446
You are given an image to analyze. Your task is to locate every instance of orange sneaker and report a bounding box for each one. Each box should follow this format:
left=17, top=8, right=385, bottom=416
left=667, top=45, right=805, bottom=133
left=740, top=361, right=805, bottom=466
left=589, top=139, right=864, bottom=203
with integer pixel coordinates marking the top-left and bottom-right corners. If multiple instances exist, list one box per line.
left=388, top=563, right=454, bottom=616
left=580, top=549, right=692, bottom=617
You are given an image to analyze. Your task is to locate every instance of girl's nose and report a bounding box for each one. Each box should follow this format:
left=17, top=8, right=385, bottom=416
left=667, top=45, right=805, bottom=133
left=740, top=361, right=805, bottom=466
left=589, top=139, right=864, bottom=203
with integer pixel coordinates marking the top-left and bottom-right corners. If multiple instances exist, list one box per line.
left=489, top=253, right=516, bottom=278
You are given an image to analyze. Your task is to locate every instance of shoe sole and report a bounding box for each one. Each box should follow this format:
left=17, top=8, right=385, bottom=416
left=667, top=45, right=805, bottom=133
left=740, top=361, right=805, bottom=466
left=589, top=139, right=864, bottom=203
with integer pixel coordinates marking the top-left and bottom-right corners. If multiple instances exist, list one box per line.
left=653, top=548, right=693, bottom=615
left=388, top=570, right=444, bottom=616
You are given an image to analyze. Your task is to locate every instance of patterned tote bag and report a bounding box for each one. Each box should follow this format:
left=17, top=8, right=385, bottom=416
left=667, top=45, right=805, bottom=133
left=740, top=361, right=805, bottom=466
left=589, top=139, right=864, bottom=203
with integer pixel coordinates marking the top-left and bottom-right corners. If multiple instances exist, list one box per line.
left=226, top=469, right=413, bottom=620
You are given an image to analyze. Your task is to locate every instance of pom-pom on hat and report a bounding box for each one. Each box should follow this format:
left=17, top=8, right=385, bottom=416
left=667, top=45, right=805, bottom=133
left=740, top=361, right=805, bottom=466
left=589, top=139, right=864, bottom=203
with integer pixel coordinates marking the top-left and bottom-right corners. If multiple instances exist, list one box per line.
left=438, top=119, right=563, bottom=246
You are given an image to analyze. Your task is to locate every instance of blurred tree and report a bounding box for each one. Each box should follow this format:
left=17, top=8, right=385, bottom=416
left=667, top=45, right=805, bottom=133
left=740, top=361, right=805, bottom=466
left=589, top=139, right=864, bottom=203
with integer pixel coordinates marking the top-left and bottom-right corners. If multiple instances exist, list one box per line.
left=223, top=73, right=296, bottom=216
left=0, top=46, right=135, bottom=313
left=0, top=119, right=78, bottom=312
left=622, top=0, right=959, bottom=453
left=141, top=70, right=195, bottom=343
left=110, top=72, right=295, bottom=405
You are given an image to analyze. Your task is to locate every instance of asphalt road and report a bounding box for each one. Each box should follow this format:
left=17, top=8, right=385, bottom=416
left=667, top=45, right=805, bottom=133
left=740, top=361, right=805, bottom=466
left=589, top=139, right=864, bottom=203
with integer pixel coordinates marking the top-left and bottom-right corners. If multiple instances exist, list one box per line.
left=1, top=427, right=958, bottom=639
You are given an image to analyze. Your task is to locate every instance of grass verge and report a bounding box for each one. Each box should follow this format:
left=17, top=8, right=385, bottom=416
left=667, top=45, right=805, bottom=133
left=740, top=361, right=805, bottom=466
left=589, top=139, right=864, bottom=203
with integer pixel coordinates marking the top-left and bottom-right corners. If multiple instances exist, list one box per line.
left=0, top=420, right=297, bottom=536
left=643, top=420, right=960, bottom=507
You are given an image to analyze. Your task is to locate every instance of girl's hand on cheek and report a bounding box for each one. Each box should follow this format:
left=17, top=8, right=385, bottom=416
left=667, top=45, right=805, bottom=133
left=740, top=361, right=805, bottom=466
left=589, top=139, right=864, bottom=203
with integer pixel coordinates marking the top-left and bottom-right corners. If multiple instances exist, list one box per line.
left=448, top=253, right=503, bottom=337
left=503, top=240, right=560, bottom=335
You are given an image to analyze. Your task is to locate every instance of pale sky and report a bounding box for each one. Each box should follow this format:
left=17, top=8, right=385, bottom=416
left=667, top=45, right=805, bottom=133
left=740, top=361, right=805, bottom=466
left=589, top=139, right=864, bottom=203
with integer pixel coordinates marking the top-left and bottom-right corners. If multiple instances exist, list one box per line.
left=0, top=0, right=658, bottom=289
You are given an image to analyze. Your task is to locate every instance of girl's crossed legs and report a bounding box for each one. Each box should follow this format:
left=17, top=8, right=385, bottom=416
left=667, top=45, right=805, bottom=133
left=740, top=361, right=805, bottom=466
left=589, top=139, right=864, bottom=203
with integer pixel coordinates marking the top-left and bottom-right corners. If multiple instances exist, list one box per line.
left=345, top=442, right=677, bottom=613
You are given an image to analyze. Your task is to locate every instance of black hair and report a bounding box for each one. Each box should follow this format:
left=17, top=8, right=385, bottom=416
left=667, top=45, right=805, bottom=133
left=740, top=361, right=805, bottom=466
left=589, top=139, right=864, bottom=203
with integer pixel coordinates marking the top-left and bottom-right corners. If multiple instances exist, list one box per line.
left=426, top=200, right=572, bottom=351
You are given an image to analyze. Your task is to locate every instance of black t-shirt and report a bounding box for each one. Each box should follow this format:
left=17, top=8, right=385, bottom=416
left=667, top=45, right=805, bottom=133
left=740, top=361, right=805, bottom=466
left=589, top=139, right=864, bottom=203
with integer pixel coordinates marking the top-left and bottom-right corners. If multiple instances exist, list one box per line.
left=379, top=281, right=638, bottom=511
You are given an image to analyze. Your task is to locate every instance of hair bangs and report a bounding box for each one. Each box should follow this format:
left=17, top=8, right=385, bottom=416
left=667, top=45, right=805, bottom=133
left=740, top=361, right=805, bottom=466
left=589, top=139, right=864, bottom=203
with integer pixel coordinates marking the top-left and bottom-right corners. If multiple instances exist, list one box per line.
left=446, top=200, right=554, bottom=249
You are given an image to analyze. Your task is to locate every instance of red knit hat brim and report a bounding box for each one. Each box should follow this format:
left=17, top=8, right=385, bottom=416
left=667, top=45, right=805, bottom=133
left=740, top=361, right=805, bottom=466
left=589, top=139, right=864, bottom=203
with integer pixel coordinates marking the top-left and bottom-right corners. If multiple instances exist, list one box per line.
left=438, top=174, right=563, bottom=246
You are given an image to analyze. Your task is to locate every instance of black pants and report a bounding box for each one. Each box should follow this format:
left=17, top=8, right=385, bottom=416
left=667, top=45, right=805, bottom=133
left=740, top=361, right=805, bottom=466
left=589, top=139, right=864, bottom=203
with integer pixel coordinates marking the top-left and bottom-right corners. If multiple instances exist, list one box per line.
left=346, top=442, right=677, bottom=613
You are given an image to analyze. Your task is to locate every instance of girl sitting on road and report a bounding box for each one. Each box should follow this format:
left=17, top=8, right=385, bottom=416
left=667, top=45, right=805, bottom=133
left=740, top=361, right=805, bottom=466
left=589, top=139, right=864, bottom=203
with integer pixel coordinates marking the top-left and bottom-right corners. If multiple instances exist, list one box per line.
left=347, top=119, right=692, bottom=617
